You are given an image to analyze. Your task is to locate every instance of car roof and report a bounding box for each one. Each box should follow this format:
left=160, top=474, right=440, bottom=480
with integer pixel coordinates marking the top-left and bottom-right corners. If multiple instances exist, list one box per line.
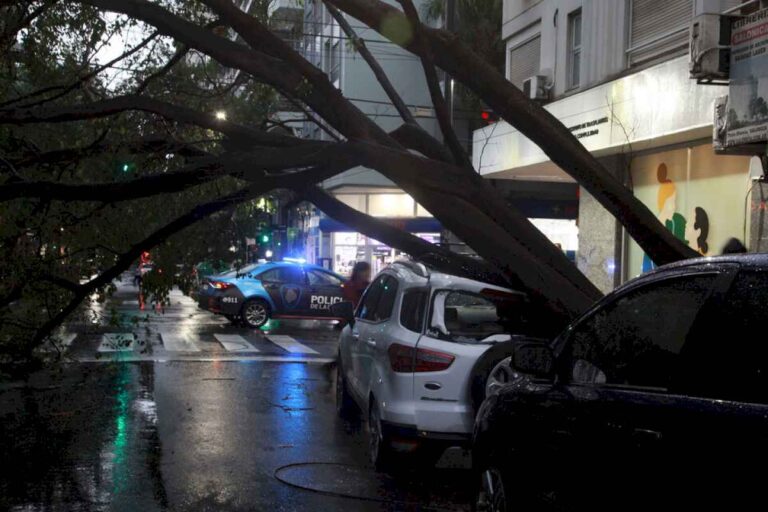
left=619, top=253, right=768, bottom=291
left=216, top=260, right=341, bottom=278
left=383, top=261, right=524, bottom=296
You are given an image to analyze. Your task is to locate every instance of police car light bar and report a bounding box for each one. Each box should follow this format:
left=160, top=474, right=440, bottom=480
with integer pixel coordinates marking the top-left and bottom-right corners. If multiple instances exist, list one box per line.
left=283, top=257, right=306, bottom=264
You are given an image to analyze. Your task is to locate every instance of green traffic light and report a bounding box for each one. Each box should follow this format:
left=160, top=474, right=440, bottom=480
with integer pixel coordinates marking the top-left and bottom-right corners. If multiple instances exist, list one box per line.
left=121, top=163, right=130, bottom=172
left=261, top=234, right=270, bottom=243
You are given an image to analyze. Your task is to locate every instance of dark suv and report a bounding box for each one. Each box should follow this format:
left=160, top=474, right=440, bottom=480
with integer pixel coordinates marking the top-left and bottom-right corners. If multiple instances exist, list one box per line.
left=472, top=254, right=768, bottom=511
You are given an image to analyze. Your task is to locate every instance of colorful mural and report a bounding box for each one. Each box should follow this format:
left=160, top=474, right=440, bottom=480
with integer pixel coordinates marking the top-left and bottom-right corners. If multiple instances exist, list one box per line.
left=627, top=145, right=753, bottom=279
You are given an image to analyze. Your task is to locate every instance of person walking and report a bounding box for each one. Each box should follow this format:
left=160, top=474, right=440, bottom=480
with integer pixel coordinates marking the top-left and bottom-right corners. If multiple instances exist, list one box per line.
left=342, top=261, right=371, bottom=307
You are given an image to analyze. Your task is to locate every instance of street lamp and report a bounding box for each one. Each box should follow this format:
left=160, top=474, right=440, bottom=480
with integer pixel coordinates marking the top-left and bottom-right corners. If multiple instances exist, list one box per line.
left=215, top=110, right=227, bottom=121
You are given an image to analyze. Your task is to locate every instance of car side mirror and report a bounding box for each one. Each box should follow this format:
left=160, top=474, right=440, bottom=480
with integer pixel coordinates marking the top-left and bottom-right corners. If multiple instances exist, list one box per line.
left=510, top=342, right=555, bottom=379
left=330, top=301, right=355, bottom=326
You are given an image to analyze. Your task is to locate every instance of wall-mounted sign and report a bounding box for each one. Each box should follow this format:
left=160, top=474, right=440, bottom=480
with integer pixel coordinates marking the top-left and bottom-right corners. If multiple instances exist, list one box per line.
left=726, top=8, right=768, bottom=146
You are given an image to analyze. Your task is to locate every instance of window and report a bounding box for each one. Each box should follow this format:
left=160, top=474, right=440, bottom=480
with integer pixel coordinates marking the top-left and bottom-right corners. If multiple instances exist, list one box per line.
left=567, top=274, right=716, bottom=390
left=260, top=267, right=305, bottom=285
left=358, top=275, right=398, bottom=322
left=400, top=290, right=428, bottom=333
left=330, top=41, right=341, bottom=85
left=429, top=290, right=526, bottom=342
left=628, top=0, right=693, bottom=67
left=308, top=269, right=343, bottom=287
left=675, top=271, right=768, bottom=403
left=567, top=9, right=582, bottom=89
left=508, top=34, right=541, bottom=90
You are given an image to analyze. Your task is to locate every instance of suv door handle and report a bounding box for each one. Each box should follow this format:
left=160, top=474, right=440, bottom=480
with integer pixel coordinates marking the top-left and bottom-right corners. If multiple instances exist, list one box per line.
left=351, top=331, right=360, bottom=340
left=365, top=337, right=377, bottom=346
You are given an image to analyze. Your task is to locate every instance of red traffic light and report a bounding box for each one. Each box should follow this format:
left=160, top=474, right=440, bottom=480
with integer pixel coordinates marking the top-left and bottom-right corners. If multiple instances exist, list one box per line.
left=481, top=110, right=498, bottom=124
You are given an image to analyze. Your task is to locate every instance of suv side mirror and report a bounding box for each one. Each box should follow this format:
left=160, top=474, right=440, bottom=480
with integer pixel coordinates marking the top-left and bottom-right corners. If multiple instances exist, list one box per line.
left=330, top=301, right=355, bottom=326
left=511, top=342, right=555, bottom=379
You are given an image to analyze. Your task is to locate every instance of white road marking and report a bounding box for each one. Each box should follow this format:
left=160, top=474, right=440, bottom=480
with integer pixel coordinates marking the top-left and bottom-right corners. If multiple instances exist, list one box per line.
left=98, top=333, right=135, bottom=352
left=39, top=333, right=77, bottom=353
left=72, top=356, right=334, bottom=364
left=266, top=335, right=318, bottom=354
left=214, top=334, right=258, bottom=352
left=160, top=331, right=200, bottom=352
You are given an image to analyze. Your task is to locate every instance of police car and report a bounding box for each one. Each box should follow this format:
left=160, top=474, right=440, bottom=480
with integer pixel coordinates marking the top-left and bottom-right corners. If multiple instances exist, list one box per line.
left=197, top=260, right=347, bottom=328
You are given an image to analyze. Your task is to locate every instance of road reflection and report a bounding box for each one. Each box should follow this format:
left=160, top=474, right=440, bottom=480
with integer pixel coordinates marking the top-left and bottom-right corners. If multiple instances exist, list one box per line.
left=0, top=363, right=167, bottom=511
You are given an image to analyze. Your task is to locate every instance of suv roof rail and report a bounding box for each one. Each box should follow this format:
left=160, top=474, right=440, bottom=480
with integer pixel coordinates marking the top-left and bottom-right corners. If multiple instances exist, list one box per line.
left=392, top=259, right=430, bottom=279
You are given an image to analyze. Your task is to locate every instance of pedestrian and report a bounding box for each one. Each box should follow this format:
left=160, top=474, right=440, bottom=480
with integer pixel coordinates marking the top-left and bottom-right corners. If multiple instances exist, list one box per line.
left=722, top=237, right=747, bottom=254
left=342, top=261, right=371, bottom=307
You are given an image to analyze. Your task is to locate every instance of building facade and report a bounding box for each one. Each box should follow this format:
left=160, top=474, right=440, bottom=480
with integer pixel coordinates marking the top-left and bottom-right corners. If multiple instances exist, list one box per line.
left=474, top=0, right=766, bottom=292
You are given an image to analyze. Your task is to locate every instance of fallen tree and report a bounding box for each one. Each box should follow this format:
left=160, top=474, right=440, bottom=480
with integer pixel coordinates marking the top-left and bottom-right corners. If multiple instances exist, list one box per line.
left=0, top=0, right=698, bottom=361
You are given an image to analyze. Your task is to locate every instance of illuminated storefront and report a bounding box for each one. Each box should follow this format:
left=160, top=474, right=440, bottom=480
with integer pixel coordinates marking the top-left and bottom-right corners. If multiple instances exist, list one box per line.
left=472, top=55, right=762, bottom=290
left=307, top=188, right=441, bottom=276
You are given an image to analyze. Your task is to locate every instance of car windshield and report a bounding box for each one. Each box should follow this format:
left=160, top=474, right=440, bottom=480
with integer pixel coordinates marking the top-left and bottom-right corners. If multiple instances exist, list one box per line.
left=428, top=289, right=527, bottom=343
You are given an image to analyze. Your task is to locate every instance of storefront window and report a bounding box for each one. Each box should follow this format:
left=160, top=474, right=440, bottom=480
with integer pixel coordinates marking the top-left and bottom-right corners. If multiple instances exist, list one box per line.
left=368, top=194, right=415, bottom=217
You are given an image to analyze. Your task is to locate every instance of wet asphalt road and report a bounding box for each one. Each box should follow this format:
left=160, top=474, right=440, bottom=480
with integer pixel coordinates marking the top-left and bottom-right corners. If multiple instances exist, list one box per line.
left=0, top=362, right=473, bottom=511
left=0, top=278, right=474, bottom=511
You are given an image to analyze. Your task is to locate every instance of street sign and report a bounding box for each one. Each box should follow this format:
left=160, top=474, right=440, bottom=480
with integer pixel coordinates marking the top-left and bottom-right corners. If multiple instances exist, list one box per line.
left=726, top=8, right=768, bottom=147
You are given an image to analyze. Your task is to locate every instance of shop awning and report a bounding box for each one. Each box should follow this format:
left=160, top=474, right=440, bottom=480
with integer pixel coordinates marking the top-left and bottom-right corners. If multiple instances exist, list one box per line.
left=319, top=217, right=441, bottom=233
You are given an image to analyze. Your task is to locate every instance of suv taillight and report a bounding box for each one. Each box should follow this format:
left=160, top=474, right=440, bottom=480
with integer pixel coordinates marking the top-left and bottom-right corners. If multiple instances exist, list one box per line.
left=388, top=343, right=455, bottom=373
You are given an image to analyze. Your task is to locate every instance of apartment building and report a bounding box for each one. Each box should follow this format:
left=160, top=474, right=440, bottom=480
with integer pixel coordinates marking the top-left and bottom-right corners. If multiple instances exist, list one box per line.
left=474, top=0, right=765, bottom=292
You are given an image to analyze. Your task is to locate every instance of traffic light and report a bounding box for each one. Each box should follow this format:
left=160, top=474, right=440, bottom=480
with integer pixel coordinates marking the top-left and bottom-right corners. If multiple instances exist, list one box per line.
left=481, top=109, right=499, bottom=124
left=261, top=233, right=270, bottom=243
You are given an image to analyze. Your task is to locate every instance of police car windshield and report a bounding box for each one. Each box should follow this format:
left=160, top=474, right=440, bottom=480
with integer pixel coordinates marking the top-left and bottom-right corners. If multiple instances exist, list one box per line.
left=219, top=263, right=261, bottom=278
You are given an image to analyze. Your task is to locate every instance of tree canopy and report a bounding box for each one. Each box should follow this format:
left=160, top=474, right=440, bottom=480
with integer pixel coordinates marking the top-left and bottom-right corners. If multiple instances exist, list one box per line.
left=0, top=0, right=698, bottom=366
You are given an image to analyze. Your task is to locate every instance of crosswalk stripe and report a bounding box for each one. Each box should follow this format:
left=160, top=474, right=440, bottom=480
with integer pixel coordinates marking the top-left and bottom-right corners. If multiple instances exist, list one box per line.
left=98, top=333, right=135, bottom=352
left=266, top=335, right=318, bottom=354
left=214, top=334, right=258, bottom=352
left=160, top=331, right=200, bottom=352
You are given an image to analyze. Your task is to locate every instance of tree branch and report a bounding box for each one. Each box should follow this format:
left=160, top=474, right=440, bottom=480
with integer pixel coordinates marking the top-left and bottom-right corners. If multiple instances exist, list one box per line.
left=0, top=95, right=312, bottom=148
left=396, top=0, right=470, bottom=169
left=301, top=185, right=507, bottom=285
left=327, top=0, right=699, bottom=266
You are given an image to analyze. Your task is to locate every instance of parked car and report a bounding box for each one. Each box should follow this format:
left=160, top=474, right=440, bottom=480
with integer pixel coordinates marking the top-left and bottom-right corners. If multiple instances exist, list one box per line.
left=472, top=254, right=768, bottom=511
left=198, top=260, right=346, bottom=328
left=333, top=260, right=534, bottom=468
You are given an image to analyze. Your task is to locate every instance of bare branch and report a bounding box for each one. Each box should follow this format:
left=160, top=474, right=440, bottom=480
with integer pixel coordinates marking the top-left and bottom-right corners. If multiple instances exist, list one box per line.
left=396, top=0, right=470, bottom=169
left=327, top=0, right=698, bottom=265
left=301, top=185, right=506, bottom=285
left=324, top=1, right=416, bottom=127
left=0, top=95, right=312, bottom=148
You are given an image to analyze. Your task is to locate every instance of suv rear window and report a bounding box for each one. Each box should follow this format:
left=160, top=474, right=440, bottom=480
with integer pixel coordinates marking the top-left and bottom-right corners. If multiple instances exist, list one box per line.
left=428, top=289, right=525, bottom=342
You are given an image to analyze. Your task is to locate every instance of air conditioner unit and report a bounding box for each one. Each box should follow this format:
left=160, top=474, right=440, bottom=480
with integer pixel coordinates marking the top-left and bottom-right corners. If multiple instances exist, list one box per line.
left=522, top=75, right=549, bottom=101
left=690, top=13, right=731, bottom=81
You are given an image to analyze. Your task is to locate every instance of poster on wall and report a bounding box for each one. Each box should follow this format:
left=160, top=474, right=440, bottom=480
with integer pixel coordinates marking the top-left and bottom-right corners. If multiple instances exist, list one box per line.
left=726, top=8, right=768, bottom=146
left=627, top=145, right=751, bottom=278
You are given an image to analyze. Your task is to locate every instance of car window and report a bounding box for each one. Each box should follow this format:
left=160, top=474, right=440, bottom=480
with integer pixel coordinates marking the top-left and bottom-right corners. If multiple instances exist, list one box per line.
left=358, top=275, right=397, bottom=322
left=674, top=270, right=768, bottom=403
left=308, top=269, right=343, bottom=287
left=259, top=266, right=305, bottom=285
left=428, top=290, right=525, bottom=342
left=567, top=274, right=716, bottom=390
left=401, top=290, right=427, bottom=333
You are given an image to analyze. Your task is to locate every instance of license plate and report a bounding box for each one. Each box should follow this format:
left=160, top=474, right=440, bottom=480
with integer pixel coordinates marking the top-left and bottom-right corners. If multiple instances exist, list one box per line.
left=222, top=297, right=238, bottom=304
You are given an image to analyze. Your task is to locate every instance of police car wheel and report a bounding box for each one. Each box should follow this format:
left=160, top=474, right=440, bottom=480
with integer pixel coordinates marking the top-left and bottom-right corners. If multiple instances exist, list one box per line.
left=242, top=299, right=270, bottom=328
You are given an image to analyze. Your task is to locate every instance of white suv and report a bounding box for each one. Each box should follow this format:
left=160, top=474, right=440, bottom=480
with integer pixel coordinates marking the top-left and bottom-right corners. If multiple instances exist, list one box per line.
left=334, top=261, right=531, bottom=468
